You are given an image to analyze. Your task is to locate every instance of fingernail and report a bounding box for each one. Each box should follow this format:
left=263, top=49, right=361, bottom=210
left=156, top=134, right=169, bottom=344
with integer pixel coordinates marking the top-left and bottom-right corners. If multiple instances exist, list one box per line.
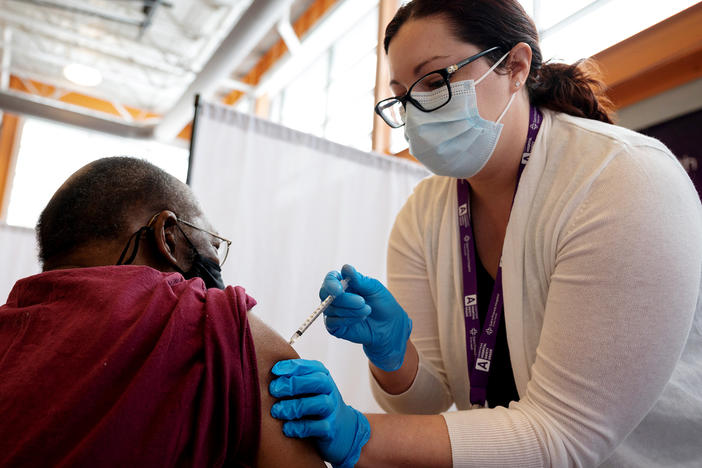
left=282, top=423, right=297, bottom=438
left=269, top=379, right=287, bottom=396
left=272, top=360, right=292, bottom=375
left=269, top=380, right=279, bottom=395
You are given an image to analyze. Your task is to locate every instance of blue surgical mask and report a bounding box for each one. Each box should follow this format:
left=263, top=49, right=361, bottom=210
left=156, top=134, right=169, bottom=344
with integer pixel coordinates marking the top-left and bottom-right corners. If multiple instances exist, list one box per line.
left=403, top=52, right=516, bottom=179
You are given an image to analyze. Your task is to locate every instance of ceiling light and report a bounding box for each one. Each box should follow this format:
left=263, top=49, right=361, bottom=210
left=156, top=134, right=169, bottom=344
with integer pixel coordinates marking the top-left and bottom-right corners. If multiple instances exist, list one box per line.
left=63, top=63, right=103, bottom=87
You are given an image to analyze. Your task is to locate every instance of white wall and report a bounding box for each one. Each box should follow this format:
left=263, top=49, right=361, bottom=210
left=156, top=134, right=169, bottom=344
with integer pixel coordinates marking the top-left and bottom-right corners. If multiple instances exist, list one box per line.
left=616, top=77, right=702, bottom=130
left=0, top=223, right=40, bottom=302
left=189, top=101, right=429, bottom=412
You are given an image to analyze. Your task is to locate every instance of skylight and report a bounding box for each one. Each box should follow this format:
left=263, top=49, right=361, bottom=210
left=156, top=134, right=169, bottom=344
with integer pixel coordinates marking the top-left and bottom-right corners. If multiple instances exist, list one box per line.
left=528, top=0, right=699, bottom=63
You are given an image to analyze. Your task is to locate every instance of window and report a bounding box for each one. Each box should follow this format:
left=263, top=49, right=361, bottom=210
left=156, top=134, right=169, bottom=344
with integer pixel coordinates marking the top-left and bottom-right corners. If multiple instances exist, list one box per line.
left=529, top=0, right=699, bottom=64
left=271, top=52, right=331, bottom=138
left=256, top=0, right=699, bottom=156
left=4, top=118, right=188, bottom=229
left=268, top=0, right=379, bottom=152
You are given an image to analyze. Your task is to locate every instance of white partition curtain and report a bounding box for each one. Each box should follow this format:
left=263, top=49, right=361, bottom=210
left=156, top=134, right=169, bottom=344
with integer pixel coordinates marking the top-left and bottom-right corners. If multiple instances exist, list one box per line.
left=189, top=100, right=428, bottom=412
left=0, top=224, right=40, bottom=302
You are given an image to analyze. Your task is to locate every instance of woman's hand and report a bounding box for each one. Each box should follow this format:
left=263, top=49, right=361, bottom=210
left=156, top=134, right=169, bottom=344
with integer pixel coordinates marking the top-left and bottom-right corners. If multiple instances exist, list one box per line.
left=269, top=359, right=371, bottom=468
left=320, top=264, right=412, bottom=371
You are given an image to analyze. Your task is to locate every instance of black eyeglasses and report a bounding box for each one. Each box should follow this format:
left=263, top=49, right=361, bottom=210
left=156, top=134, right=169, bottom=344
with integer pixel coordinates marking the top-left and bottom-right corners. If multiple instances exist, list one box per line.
left=374, top=46, right=500, bottom=128
left=177, top=218, right=232, bottom=266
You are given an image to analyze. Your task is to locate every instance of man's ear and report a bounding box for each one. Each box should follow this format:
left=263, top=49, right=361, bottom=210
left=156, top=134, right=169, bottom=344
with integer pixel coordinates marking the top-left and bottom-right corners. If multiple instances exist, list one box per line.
left=150, top=210, right=182, bottom=270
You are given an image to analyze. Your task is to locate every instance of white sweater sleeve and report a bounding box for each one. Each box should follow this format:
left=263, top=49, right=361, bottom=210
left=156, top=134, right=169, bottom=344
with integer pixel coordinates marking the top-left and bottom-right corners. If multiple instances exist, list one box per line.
left=443, top=147, right=702, bottom=467
left=369, top=179, right=454, bottom=414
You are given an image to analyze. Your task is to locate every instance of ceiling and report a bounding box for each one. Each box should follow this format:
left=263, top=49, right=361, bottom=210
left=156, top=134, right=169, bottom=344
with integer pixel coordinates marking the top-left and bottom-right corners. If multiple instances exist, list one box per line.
left=5, top=0, right=697, bottom=139
left=0, top=0, right=316, bottom=115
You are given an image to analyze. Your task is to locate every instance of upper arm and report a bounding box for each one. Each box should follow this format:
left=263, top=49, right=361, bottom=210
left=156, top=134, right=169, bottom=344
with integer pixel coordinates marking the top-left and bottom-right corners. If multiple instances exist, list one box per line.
left=519, top=149, right=702, bottom=464
left=439, top=149, right=702, bottom=467
left=246, top=312, right=326, bottom=468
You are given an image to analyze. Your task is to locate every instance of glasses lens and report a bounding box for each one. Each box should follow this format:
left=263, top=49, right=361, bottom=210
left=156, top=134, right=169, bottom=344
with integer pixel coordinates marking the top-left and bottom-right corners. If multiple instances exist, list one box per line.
left=217, top=241, right=229, bottom=266
left=376, top=98, right=405, bottom=128
left=409, top=72, right=450, bottom=111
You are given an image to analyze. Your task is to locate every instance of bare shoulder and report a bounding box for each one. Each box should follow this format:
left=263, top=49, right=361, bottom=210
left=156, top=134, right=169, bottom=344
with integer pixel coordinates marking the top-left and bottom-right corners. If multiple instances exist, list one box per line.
left=246, top=312, right=326, bottom=468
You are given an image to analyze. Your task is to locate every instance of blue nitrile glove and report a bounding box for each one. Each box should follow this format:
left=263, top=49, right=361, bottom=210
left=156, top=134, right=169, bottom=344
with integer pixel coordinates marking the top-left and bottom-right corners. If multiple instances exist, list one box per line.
left=270, top=359, right=370, bottom=468
left=320, top=264, right=412, bottom=371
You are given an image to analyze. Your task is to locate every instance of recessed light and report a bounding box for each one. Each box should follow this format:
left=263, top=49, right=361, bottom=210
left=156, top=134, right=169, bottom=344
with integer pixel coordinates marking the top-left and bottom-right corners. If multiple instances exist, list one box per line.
left=63, top=63, right=103, bottom=87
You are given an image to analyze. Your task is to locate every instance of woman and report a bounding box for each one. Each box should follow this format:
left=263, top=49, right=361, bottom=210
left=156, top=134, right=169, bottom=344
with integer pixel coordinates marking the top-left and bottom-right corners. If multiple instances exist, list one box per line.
left=269, top=1, right=702, bottom=466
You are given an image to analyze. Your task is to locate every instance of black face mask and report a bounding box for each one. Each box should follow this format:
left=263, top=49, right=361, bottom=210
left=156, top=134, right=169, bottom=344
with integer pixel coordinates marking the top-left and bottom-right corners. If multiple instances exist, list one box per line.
left=116, top=224, right=226, bottom=290
left=181, top=253, right=225, bottom=290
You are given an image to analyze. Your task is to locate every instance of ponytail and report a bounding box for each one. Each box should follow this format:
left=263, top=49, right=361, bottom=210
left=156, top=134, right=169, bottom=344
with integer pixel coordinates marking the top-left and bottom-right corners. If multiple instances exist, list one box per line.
left=528, top=59, right=614, bottom=124
left=384, top=0, right=615, bottom=124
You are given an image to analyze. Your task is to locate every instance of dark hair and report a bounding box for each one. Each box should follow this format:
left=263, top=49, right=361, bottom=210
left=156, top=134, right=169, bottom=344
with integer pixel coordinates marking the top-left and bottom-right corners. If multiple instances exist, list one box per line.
left=384, top=0, right=614, bottom=124
left=37, top=156, right=199, bottom=267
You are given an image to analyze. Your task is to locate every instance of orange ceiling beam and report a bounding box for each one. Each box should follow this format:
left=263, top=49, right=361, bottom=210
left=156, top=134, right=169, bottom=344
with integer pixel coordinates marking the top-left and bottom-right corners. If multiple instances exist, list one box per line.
left=594, top=2, right=702, bottom=108
left=606, top=47, right=702, bottom=109
left=9, top=75, right=194, bottom=139
left=0, top=113, right=21, bottom=216
left=9, top=76, right=160, bottom=121
left=223, top=0, right=339, bottom=106
left=372, top=0, right=399, bottom=155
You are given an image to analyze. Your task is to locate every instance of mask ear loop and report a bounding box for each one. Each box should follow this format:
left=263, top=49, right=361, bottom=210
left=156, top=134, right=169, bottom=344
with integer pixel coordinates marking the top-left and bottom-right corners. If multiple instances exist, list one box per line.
left=473, top=51, right=518, bottom=124
left=115, top=213, right=161, bottom=266
left=496, top=92, right=517, bottom=124
left=475, top=51, right=510, bottom=86
left=116, top=227, right=149, bottom=265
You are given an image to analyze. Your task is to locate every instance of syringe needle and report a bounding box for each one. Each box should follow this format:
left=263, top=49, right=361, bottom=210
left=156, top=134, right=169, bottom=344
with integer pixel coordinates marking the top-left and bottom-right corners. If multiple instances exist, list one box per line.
left=288, top=278, right=349, bottom=345
left=288, top=330, right=302, bottom=345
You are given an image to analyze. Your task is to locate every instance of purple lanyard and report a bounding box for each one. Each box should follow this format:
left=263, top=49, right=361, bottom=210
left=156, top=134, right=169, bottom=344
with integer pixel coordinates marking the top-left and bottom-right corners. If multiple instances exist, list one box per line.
left=458, top=106, right=542, bottom=407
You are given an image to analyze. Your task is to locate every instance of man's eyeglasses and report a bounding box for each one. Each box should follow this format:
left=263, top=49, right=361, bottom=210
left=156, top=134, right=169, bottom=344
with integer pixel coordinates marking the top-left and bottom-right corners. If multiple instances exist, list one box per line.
left=177, top=218, right=232, bottom=266
left=374, top=46, right=500, bottom=128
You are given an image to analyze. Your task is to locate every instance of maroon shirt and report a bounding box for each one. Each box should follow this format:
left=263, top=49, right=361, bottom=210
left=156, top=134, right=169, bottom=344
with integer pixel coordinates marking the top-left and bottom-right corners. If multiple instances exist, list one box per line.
left=0, top=265, right=260, bottom=467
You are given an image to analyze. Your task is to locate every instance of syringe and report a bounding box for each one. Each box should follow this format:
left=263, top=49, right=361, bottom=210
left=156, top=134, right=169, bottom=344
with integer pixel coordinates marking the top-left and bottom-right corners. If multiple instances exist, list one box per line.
left=288, top=278, right=349, bottom=345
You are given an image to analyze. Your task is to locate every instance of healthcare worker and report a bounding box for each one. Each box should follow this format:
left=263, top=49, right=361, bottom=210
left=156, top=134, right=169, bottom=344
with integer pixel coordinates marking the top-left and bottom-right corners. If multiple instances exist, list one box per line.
left=269, top=1, right=702, bottom=466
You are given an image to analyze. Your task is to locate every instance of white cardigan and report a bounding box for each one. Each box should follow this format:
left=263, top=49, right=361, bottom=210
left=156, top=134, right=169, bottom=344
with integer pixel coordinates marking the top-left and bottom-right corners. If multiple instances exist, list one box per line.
left=371, top=110, right=702, bottom=467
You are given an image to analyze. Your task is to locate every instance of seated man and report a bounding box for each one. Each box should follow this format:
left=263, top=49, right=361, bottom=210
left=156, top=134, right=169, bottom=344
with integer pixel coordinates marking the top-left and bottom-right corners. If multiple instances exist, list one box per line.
left=0, top=157, right=324, bottom=467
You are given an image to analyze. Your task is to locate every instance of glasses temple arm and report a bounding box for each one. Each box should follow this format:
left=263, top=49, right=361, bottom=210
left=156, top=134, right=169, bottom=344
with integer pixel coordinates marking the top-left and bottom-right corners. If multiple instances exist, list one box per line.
left=452, top=46, right=502, bottom=72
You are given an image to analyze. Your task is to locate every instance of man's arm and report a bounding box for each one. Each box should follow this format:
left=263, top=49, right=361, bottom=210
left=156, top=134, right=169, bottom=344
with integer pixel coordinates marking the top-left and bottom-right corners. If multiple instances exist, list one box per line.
left=268, top=357, right=453, bottom=467
left=247, top=313, right=326, bottom=467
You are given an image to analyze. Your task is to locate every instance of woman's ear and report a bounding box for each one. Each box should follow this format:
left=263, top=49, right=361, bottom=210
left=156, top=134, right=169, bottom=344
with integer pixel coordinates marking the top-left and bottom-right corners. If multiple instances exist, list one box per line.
left=150, top=210, right=182, bottom=269
left=508, top=42, right=532, bottom=92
